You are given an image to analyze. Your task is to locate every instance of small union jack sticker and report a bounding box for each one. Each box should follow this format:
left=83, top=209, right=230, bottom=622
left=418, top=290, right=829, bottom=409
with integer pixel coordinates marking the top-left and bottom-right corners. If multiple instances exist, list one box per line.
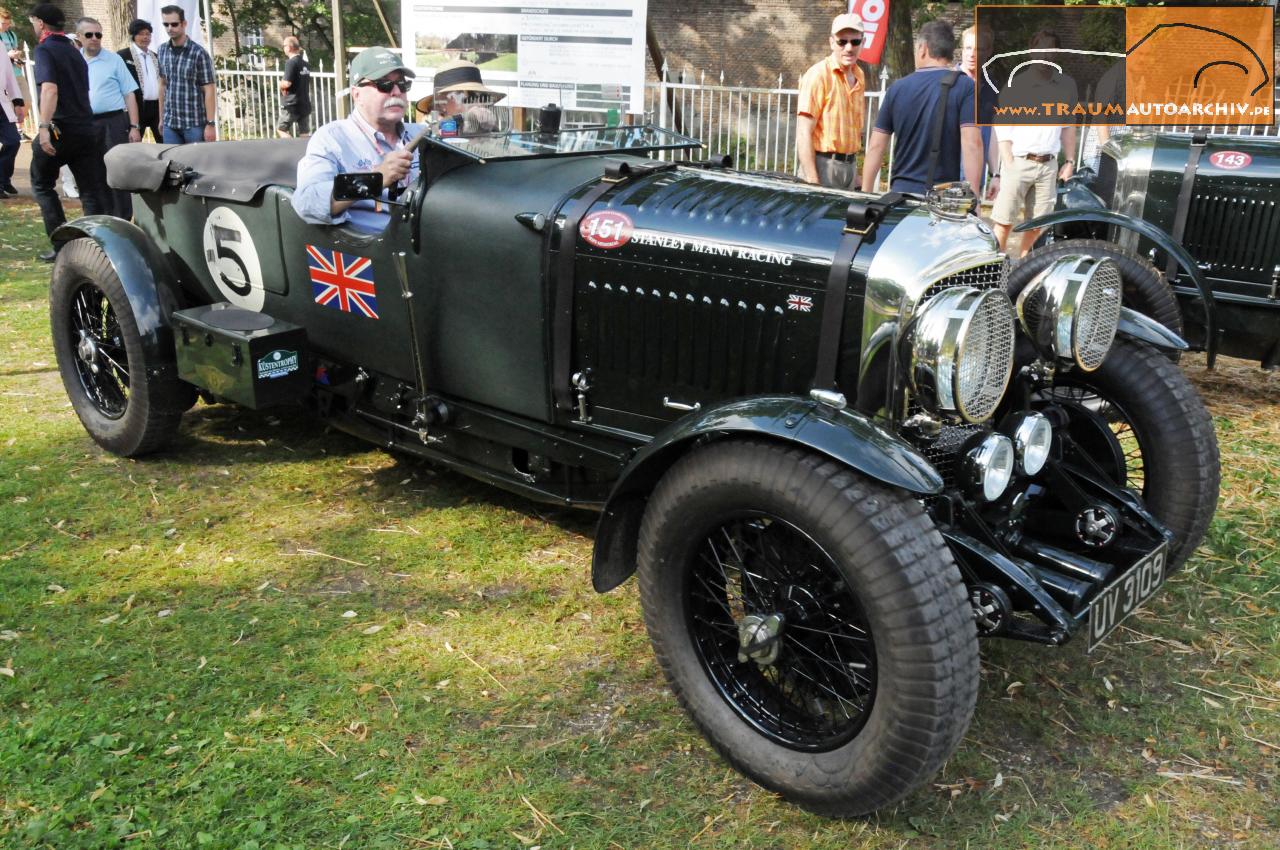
left=307, top=245, right=379, bottom=319
left=787, top=294, right=813, bottom=312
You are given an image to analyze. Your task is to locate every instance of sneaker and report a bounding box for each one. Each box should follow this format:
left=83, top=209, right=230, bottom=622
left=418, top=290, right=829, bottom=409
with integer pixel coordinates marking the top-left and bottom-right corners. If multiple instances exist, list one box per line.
left=1, top=183, right=18, bottom=196
left=38, top=249, right=56, bottom=263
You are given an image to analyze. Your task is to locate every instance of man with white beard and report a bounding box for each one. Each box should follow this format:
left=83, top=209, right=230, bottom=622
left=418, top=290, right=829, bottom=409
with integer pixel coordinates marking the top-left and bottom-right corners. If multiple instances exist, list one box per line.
left=293, top=46, right=420, bottom=234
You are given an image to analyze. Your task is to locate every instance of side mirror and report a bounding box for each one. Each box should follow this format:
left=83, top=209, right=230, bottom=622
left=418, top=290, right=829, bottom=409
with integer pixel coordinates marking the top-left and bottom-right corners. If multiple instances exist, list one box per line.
left=332, top=172, right=383, bottom=202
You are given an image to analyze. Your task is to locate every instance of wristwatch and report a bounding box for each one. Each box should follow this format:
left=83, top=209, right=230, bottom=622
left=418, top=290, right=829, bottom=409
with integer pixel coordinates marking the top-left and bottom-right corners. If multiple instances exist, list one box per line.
left=204, top=120, right=215, bottom=126
left=38, top=122, right=52, bottom=129
left=130, top=123, right=140, bottom=129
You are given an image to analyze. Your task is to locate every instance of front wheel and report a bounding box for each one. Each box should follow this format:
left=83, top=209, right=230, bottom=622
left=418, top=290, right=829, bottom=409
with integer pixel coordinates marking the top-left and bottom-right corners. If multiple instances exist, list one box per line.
left=637, top=440, right=979, bottom=816
left=50, top=239, right=189, bottom=456
left=1042, top=339, right=1219, bottom=571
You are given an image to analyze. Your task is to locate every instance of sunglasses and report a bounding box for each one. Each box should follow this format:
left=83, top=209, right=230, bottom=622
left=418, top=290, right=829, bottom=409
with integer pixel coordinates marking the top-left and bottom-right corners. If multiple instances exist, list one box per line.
left=81, top=31, right=102, bottom=39
left=835, top=37, right=862, bottom=47
left=162, top=21, right=182, bottom=28
left=362, top=77, right=409, bottom=94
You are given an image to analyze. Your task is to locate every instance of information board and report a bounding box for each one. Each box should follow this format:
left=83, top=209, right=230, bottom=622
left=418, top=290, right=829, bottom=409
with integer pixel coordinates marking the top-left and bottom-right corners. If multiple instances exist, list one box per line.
left=402, top=2, right=649, bottom=114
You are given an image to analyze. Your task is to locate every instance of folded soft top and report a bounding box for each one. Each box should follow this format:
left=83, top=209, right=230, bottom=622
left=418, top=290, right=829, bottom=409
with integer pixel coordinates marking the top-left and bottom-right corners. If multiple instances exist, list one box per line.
left=106, top=139, right=309, bottom=201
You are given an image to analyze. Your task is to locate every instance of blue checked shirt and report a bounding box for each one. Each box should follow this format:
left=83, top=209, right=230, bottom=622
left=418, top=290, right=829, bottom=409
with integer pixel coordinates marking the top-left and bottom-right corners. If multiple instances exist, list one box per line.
left=294, top=111, right=422, bottom=234
left=157, top=38, right=214, bottom=130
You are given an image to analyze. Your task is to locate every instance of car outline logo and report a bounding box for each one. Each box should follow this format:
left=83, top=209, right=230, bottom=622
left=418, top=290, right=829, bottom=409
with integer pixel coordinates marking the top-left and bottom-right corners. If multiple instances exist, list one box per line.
left=981, top=23, right=1271, bottom=97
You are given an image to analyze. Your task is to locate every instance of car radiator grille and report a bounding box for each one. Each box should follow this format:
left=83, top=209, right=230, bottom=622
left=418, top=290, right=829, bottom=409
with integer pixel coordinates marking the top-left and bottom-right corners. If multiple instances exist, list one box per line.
left=1183, top=194, right=1280, bottom=276
left=918, top=258, right=1011, bottom=303
left=909, top=423, right=984, bottom=495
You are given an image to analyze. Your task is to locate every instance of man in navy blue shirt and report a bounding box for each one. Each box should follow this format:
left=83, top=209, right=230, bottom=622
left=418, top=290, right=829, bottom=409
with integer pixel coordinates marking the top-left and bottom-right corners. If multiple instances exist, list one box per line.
left=860, top=21, right=982, bottom=195
left=27, top=2, right=109, bottom=261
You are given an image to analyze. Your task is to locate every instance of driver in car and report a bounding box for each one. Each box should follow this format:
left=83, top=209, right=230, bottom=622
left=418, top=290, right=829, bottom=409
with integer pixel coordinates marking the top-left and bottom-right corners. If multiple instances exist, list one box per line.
left=294, top=46, right=421, bottom=234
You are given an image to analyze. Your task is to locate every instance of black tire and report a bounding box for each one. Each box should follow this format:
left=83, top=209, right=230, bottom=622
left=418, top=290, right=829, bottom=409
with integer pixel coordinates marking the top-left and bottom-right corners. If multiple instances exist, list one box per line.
left=1045, top=339, right=1219, bottom=571
left=637, top=440, right=979, bottom=816
left=50, top=239, right=189, bottom=456
left=1009, top=239, right=1183, bottom=337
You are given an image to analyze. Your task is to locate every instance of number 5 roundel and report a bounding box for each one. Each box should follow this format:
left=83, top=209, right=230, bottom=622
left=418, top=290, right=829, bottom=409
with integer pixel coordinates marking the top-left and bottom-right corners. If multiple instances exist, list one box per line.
left=580, top=210, right=634, bottom=250
left=202, top=207, right=266, bottom=311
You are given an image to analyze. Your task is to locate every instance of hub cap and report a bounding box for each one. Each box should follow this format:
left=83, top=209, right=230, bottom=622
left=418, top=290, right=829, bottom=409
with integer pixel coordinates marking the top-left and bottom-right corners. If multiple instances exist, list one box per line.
left=68, top=282, right=130, bottom=419
left=685, top=514, right=877, bottom=751
left=1075, top=505, right=1120, bottom=548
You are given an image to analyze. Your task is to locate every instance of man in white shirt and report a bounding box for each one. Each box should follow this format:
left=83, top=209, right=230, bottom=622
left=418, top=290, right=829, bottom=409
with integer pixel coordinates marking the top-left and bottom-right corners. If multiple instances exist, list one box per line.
left=990, top=30, right=1077, bottom=256
left=118, top=19, right=161, bottom=142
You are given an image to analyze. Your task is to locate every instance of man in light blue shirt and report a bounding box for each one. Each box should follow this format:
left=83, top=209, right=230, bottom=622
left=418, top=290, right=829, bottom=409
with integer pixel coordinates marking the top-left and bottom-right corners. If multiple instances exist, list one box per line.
left=294, top=47, right=421, bottom=234
left=77, top=17, right=140, bottom=219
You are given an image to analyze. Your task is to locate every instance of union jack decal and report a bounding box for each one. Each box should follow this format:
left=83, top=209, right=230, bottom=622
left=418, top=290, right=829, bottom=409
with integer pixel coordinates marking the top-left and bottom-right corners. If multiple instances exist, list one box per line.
left=307, top=245, right=379, bottom=319
left=787, top=294, right=813, bottom=312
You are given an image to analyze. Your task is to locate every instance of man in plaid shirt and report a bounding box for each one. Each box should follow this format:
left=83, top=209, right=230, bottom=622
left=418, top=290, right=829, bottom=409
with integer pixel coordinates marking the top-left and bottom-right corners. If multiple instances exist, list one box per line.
left=156, top=4, right=214, bottom=143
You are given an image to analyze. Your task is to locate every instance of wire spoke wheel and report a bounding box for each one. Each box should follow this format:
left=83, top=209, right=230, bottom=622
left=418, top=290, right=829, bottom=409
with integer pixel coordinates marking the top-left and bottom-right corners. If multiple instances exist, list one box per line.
left=687, top=514, right=876, bottom=751
left=68, top=281, right=131, bottom=419
left=1032, top=340, right=1219, bottom=571
left=638, top=441, right=978, bottom=816
left=1039, top=385, right=1145, bottom=491
left=51, top=238, right=189, bottom=457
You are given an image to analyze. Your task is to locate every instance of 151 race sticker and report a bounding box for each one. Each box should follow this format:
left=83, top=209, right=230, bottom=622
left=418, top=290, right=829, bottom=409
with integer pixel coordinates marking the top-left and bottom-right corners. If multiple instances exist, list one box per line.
left=202, top=207, right=266, bottom=311
left=580, top=210, right=634, bottom=250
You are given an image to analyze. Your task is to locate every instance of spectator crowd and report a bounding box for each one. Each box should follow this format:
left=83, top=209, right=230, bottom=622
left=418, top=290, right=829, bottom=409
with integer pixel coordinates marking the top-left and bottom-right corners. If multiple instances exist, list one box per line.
left=799, top=12, right=1087, bottom=254
left=3, top=5, right=1097, bottom=260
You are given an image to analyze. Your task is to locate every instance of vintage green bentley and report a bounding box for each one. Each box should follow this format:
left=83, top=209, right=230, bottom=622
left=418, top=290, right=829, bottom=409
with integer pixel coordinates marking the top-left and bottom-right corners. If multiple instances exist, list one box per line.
left=1037, top=130, right=1280, bottom=368
left=49, top=124, right=1219, bottom=816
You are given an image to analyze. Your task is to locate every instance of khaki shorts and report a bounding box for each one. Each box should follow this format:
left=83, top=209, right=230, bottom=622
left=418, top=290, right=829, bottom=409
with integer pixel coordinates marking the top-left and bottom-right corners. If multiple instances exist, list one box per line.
left=991, top=156, right=1056, bottom=226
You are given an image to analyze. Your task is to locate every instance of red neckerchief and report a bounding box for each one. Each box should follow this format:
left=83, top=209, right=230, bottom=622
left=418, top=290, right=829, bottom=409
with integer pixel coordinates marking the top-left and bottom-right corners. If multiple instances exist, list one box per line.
left=38, top=30, right=65, bottom=43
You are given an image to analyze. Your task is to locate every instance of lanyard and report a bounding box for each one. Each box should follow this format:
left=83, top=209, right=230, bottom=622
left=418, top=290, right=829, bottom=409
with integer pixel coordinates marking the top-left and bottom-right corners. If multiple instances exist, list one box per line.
left=352, top=116, right=411, bottom=192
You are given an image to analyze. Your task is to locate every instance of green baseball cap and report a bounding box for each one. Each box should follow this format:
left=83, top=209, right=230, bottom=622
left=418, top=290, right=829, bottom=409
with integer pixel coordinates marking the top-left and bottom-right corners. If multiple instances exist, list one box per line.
left=349, top=47, right=415, bottom=84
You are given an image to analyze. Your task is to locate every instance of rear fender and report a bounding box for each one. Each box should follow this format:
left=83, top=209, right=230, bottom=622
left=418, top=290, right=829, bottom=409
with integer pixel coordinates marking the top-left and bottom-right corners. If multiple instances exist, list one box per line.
left=52, top=216, right=185, bottom=373
left=591, top=395, right=944, bottom=592
left=1017, top=209, right=1217, bottom=362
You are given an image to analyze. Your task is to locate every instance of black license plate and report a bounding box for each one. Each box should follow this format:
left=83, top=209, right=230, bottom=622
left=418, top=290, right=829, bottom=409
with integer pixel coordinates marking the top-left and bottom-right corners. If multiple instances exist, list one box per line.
left=1086, top=542, right=1169, bottom=652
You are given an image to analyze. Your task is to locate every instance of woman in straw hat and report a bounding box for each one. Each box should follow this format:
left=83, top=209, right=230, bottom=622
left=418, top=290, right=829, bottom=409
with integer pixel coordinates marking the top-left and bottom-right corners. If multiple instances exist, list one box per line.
left=415, top=59, right=506, bottom=134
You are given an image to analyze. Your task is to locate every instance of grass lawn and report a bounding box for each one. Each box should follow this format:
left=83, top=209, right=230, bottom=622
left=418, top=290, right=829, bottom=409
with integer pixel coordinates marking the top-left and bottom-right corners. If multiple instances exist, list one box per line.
left=1, top=198, right=1277, bottom=849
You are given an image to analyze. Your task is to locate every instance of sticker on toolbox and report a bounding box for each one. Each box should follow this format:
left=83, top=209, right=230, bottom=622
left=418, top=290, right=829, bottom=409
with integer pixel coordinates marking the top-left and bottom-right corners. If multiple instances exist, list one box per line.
left=257, top=349, right=300, bottom=380
left=203, top=207, right=266, bottom=311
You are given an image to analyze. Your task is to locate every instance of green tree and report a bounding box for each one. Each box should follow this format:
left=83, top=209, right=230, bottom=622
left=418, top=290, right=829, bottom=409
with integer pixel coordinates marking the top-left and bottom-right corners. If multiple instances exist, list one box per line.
left=215, top=0, right=400, bottom=66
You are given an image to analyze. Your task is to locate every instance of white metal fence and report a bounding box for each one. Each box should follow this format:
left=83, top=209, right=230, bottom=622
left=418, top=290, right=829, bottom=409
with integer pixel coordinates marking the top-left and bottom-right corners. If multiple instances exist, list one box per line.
left=214, top=58, right=344, bottom=139
left=19, top=42, right=1276, bottom=172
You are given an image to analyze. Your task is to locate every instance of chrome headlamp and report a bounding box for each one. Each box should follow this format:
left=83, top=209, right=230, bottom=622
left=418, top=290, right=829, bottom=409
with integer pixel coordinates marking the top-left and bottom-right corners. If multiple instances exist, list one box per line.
left=1016, top=255, right=1122, bottom=372
left=963, top=433, right=1016, bottom=502
left=910, top=287, right=1016, bottom=423
left=1008, top=411, right=1053, bottom=476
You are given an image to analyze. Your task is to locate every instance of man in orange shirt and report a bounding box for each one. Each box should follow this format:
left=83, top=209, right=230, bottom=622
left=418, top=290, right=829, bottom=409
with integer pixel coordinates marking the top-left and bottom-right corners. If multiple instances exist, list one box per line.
left=796, top=13, right=865, bottom=190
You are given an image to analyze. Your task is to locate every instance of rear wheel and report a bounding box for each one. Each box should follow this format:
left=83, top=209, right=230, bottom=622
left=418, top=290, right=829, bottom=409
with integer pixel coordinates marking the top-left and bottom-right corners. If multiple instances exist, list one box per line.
left=637, top=440, right=978, bottom=816
left=50, top=239, right=189, bottom=456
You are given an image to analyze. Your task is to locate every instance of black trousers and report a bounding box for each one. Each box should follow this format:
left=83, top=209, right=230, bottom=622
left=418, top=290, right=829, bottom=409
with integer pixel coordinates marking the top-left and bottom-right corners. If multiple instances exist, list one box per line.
left=29, top=122, right=110, bottom=241
left=139, top=99, right=160, bottom=143
left=94, top=110, right=132, bottom=220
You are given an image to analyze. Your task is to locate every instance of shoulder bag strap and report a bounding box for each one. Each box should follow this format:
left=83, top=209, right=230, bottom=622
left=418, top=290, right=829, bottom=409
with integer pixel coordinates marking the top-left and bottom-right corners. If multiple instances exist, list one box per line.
left=923, top=71, right=962, bottom=191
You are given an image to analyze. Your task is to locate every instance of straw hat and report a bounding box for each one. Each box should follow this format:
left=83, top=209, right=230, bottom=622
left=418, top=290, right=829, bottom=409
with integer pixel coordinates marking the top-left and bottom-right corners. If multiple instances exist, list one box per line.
left=415, top=59, right=506, bottom=114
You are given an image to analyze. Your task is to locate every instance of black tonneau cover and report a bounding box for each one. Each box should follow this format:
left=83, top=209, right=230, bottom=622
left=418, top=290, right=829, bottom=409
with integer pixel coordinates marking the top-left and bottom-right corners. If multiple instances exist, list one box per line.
left=105, top=140, right=308, bottom=201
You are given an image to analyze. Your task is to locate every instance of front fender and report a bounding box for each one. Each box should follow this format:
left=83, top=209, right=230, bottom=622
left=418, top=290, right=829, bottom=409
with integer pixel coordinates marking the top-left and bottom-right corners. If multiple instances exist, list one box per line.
left=590, top=395, right=943, bottom=592
left=52, top=216, right=186, bottom=373
left=1017, top=209, right=1217, bottom=363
